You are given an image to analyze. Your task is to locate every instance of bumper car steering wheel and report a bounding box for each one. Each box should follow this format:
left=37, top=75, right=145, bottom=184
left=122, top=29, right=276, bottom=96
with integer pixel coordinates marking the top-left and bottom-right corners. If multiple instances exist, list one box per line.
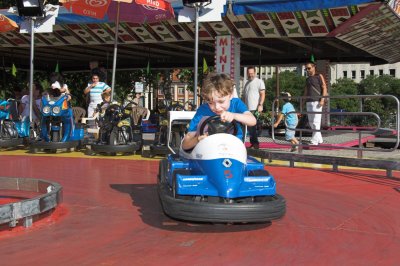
left=198, top=115, right=238, bottom=136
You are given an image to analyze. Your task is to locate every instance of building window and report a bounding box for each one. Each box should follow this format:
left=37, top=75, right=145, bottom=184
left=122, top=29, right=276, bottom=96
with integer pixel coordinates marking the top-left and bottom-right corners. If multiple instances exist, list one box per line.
left=343, top=71, right=347, bottom=78
left=351, top=70, right=356, bottom=79
left=379, top=69, right=384, bottom=76
left=360, top=70, right=365, bottom=79
left=370, top=70, right=374, bottom=76
left=389, top=69, right=396, bottom=77
left=178, top=87, right=185, bottom=95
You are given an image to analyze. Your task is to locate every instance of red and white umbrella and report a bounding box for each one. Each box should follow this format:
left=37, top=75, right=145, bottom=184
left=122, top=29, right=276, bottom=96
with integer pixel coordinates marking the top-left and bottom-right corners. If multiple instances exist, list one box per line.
left=62, top=0, right=175, bottom=99
left=0, top=13, right=18, bottom=33
left=62, top=0, right=175, bottom=24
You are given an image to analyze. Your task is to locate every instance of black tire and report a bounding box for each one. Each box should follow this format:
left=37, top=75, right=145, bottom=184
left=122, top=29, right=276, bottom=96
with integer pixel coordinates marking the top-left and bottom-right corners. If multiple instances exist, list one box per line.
left=141, top=149, right=150, bottom=158
left=0, top=121, right=17, bottom=139
left=29, top=127, right=36, bottom=142
left=51, top=131, right=60, bottom=142
left=109, top=129, right=119, bottom=145
left=30, top=140, right=79, bottom=151
left=0, top=124, right=7, bottom=138
left=84, top=149, right=96, bottom=156
left=159, top=190, right=286, bottom=223
left=158, top=159, right=168, bottom=183
left=123, top=126, right=133, bottom=143
left=99, top=130, right=108, bottom=144
left=141, top=145, right=152, bottom=158
left=171, top=132, right=181, bottom=149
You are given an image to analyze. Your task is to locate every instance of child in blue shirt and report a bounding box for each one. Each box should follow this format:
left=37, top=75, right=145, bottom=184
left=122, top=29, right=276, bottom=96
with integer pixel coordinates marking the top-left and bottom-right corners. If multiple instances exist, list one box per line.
left=182, top=73, right=256, bottom=151
left=274, top=92, right=299, bottom=152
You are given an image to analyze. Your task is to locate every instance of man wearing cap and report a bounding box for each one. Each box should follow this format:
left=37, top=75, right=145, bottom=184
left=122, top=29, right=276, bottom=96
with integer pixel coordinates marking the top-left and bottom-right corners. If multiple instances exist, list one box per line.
left=84, top=73, right=112, bottom=117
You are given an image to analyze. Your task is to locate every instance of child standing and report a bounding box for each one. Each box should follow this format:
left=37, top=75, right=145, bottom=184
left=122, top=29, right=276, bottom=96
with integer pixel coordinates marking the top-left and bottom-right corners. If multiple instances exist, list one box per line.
left=182, top=73, right=256, bottom=151
left=273, top=92, right=299, bottom=152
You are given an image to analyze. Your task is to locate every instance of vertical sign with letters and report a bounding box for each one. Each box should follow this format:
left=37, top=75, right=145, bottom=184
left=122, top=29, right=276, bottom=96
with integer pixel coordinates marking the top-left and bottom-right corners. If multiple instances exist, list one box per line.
left=215, top=35, right=234, bottom=77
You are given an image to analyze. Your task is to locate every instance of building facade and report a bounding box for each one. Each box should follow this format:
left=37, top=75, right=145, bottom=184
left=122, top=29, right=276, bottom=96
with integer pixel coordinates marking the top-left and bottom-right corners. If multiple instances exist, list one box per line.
left=330, top=62, right=400, bottom=83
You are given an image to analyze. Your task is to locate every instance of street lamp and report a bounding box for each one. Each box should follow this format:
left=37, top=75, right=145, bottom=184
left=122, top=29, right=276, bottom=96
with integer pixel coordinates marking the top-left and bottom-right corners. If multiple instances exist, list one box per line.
left=16, top=0, right=45, bottom=123
left=183, top=0, right=211, bottom=108
left=16, top=0, right=44, bottom=17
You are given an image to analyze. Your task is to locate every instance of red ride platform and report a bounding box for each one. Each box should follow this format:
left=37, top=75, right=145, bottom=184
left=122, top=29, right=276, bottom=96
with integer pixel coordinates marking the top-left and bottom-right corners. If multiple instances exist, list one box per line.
left=0, top=154, right=399, bottom=265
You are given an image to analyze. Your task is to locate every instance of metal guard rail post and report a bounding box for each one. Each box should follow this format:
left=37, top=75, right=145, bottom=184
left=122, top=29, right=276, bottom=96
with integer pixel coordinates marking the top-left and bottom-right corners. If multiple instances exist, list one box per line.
left=247, top=148, right=400, bottom=178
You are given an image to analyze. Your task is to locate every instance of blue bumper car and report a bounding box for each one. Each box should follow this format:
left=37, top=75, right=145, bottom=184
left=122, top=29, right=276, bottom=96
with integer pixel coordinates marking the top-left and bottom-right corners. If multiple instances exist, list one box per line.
left=157, top=116, right=286, bottom=223
left=0, top=99, right=29, bottom=148
left=30, top=94, right=84, bottom=152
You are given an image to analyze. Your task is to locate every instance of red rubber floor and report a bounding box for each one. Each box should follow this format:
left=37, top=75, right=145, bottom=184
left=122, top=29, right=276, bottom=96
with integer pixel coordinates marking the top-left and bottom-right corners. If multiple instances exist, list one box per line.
left=0, top=155, right=399, bottom=265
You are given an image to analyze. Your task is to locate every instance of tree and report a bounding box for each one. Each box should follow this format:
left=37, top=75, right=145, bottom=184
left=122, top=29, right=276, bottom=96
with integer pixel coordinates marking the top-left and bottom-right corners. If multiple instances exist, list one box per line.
left=178, top=66, right=212, bottom=93
left=329, top=78, right=361, bottom=126
left=264, top=70, right=306, bottom=112
left=330, top=78, right=359, bottom=112
left=359, top=74, right=400, bottom=127
left=113, top=69, right=145, bottom=102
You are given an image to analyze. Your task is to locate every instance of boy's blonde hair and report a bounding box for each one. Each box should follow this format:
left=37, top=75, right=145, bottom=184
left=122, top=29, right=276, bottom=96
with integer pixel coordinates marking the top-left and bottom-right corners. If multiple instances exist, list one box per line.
left=102, top=91, right=111, bottom=102
left=201, top=72, right=234, bottom=101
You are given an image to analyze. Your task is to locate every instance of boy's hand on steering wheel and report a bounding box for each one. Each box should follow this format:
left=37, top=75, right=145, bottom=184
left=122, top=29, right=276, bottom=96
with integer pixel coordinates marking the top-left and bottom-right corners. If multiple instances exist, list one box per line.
left=220, top=111, right=234, bottom=123
left=197, top=133, right=208, bottom=142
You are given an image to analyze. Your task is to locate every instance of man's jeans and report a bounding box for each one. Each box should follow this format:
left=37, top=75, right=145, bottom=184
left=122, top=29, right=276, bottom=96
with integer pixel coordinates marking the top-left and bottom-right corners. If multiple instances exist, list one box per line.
left=249, top=111, right=259, bottom=145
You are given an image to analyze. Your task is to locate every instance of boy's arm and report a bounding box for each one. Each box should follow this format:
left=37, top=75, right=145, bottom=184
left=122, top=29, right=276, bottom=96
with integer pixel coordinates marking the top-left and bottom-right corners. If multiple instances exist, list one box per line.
left=182, top=131, right=208, bottom=150
left=274, top=113, right=284, bottom=128
left=221, top=111, right=256, bottom=127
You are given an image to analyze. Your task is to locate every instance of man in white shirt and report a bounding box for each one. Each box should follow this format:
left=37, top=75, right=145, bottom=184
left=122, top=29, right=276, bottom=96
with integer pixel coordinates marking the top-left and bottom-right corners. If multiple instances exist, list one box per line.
left=242, top=66, right=266, bottom=149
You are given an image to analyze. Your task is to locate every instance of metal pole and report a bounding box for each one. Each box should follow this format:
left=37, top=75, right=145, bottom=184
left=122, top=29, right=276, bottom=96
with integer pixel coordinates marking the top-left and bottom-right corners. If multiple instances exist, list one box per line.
left=29, top=17, right=35, bottom=123
left=193, top=4, right=199, bottom=108
left=258, top=49, right=261, bottom=79
left=275, top=65, right=279, bottom=113
left=110, top=1, right=120, bottom=102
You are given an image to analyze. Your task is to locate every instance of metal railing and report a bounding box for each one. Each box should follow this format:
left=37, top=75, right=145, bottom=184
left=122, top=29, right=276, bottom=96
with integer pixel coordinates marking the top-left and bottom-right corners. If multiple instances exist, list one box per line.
left=247, top=148, right=400, bottom=178
left=246, top=94, right=400, bottom=177
left=271, top=94, right=400, bottom=156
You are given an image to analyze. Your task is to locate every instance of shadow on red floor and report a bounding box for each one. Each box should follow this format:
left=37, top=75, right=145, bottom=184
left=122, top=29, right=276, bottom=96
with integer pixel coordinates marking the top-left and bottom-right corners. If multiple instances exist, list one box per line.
left=0, top=155, right=399, bottom=265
